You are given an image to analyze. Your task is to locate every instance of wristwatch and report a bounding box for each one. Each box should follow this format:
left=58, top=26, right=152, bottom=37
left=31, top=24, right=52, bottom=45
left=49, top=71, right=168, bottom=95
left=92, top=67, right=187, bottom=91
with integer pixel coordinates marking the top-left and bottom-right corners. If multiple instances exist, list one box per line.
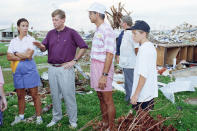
left=14, top=52, right=18, bottom=56
left=102, top=73, right=108, bottom=76
left=73, top=58, right=78, bottom=62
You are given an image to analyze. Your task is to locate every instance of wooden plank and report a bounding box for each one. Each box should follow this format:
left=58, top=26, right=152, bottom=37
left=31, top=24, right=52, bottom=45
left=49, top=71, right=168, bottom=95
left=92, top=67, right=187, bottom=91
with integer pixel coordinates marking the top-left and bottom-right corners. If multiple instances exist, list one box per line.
left=187, top=46, right=194, bottom=62
left=193, top=46, right=197, bottom=62
left=156, top=44, right=197, bottom=66
left=166, top=47, right=180, bottom=65
left=156, top=46, right=166, bottom=66
left=177, top=47, right=187, bottom=63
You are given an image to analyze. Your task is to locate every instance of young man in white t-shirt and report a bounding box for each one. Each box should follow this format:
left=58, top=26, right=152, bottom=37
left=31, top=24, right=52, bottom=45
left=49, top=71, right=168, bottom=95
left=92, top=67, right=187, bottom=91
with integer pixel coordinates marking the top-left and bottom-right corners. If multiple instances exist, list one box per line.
left=128, top=20, right=158, bottom=110
left=116, top=15, right=139, bottom=104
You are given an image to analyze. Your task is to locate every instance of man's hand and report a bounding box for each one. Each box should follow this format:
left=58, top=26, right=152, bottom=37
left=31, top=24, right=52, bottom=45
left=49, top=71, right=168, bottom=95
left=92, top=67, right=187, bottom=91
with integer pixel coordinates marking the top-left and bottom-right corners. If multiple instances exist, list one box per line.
left=115, top=55, right=120, bottom=64
left=33, top=41, right=41, bottom=48
left=98, top=75, right=107, bottom=90
left=131, top=75, right=146, bottom=105
left=131, top=94, right=138, bottom=105
left=33, top=41, right=46, bottom=52
left=62, top=60, right=76, bottom=69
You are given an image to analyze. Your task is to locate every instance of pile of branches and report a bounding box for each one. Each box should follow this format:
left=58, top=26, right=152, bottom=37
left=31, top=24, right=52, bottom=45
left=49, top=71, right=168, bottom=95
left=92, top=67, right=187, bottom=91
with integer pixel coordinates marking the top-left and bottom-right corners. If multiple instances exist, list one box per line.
left=106, top=2, right=132, bottom=29
left=117, top=110, right=177, bottom=131
left=79, top=101, right=179, bottom=131
left=79, top=110, right=177, bottom=131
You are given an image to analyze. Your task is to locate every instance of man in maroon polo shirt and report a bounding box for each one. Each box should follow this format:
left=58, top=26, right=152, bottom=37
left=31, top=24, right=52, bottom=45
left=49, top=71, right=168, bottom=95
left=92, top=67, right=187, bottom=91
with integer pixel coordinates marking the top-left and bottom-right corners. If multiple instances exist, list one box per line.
left=34, top=9, right=88, bottom=128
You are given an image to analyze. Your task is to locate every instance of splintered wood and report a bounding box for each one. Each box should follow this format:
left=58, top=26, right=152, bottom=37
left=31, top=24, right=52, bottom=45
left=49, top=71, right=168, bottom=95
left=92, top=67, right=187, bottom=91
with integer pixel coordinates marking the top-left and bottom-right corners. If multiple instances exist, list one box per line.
left=106, top=2, right=132, bottom=29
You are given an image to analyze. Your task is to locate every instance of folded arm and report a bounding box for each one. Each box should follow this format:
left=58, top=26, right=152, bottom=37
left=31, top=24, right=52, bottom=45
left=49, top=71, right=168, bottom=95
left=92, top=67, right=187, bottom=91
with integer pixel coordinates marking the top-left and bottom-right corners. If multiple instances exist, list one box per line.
left=7, top=48, right=34, bottom=61
left=15, top=49, right=34, bottom=60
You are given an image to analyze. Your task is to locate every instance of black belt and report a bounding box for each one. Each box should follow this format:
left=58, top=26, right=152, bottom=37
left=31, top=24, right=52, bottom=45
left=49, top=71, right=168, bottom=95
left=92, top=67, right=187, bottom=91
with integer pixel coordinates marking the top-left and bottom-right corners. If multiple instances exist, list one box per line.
left=51, top=64, right=62, bottom=67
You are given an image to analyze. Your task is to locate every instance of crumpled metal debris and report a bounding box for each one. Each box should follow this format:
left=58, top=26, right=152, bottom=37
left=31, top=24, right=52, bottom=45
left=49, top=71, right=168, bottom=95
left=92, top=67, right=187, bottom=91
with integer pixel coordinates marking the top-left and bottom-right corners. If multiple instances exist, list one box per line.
left=150, top=22, right=197, bottom=44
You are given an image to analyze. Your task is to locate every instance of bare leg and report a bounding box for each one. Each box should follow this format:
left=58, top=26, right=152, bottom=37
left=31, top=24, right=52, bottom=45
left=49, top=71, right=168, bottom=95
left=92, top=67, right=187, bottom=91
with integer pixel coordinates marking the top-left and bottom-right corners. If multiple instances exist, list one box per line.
left=29, top=87, right=42, bottom=116
left=102, top=91, right=116, bottom=130
left=16, top=89, right=26, bottom=115
left=97, top=91, right=108, bottom=126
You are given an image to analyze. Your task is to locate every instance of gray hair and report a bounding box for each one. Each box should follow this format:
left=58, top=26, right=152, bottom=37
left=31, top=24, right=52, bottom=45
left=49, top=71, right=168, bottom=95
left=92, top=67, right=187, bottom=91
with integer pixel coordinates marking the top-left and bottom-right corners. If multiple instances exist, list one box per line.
left=122, top=15, right=133, bottom=26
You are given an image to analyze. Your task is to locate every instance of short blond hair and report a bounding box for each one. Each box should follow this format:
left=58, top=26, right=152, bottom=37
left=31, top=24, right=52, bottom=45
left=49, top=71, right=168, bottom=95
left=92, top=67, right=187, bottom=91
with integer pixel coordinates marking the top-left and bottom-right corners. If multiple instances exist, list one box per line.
left=51, top=9, right=65, bottom=19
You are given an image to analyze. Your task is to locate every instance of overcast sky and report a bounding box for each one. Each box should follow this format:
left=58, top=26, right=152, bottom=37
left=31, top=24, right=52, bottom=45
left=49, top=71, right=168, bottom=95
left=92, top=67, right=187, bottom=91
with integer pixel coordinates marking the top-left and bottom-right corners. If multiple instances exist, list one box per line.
left=0, top=0, right=197, bottom=32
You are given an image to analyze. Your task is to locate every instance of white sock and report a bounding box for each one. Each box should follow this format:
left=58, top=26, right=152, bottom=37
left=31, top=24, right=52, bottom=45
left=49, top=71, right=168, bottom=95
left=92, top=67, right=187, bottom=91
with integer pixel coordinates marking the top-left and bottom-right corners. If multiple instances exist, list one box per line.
left=37, top=116, right=42, bottom=120
left=19, top=114, right=24, bottom=119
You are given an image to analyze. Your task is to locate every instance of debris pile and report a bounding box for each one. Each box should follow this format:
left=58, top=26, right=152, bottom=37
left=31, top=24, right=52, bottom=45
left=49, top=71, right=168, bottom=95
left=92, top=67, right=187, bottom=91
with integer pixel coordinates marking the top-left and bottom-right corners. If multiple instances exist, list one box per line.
left=150, top=22, right=197, bottom=44
left=79, top=50, right=91, bottom=64
left=75, top=70, right=92, bottom=95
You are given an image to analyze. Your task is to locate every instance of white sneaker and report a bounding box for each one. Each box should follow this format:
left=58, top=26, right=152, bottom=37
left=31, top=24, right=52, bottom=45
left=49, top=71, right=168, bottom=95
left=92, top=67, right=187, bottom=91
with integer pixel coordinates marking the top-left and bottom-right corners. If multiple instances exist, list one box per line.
left=36, top=117, right=43, bottom=124
left=11, top=116, right=25, bottom=126
left=46, top=121, right=56, bottom=127
left=69, top=123, right=77, bottom=129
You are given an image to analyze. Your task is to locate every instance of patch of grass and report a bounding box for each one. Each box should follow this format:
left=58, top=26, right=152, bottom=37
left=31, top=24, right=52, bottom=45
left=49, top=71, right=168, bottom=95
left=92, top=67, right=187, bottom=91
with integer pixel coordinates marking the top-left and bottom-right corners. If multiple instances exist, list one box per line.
left=34, top=56, right=48, bottom=64
left=2, top=70, right=14, bottom=92
left=0, top=43, right=8, bottom=54
left=0, top=43, right=9, bottom=68
left=38, top=68, right=48, bottom=74
left=0, top=55, right=11, bottom=68
left=158, top=75, right=175, bottom=84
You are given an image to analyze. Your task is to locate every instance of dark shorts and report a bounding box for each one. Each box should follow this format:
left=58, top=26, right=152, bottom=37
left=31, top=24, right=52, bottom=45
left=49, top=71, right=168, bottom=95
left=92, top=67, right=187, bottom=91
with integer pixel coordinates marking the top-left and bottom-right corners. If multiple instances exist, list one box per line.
left=132, top=98, right=154, bottom=111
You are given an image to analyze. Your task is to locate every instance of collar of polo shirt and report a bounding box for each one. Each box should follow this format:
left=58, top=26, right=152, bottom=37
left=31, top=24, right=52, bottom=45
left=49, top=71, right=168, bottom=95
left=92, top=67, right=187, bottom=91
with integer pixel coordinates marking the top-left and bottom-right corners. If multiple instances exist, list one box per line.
left=55, top=26, right=68, bottom=33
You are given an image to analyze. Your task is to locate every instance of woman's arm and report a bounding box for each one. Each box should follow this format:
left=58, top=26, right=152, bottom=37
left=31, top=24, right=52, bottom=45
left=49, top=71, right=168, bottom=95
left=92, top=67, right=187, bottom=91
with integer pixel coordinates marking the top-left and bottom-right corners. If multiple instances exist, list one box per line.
left=7, top=48, right=34, bottom=61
